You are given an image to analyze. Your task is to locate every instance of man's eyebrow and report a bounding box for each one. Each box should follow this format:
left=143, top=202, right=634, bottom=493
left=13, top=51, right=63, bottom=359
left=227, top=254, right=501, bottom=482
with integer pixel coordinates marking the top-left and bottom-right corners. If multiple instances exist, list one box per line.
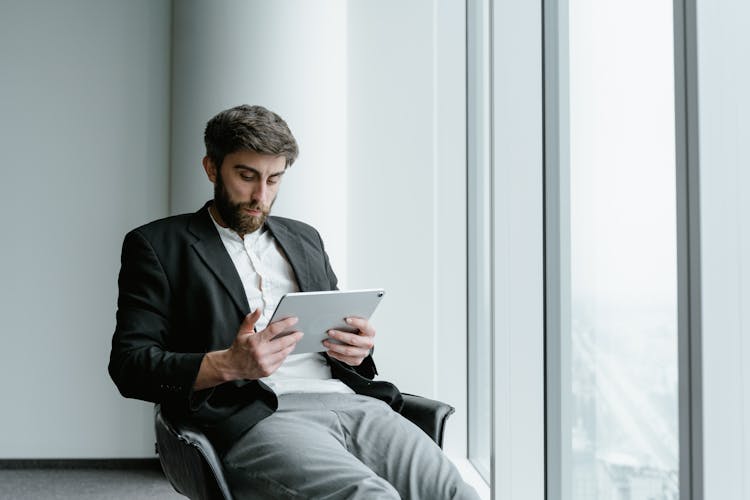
left=233, top=165, right=286, bottom=177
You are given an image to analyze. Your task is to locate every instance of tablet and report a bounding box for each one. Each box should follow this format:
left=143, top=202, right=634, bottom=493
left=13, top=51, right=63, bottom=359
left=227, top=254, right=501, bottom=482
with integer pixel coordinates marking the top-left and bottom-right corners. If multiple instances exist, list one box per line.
left=269, top=288, right=385, bottom=355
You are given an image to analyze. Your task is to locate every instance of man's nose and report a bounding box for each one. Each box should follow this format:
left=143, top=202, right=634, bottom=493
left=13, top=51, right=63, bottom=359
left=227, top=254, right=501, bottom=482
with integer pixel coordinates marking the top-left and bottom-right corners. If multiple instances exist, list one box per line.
left=252, top=183, right=267, bottom=204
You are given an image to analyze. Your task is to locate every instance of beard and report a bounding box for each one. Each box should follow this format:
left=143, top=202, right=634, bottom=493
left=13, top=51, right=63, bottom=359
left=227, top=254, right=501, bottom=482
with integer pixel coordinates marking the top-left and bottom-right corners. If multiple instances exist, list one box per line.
left=213, top=172, right=271, bottom=235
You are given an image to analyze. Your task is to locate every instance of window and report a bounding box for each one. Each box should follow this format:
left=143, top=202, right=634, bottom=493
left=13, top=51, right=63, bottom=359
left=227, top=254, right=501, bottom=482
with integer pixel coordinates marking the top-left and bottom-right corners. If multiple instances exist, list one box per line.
left=546, top=2, right=680, bottom=499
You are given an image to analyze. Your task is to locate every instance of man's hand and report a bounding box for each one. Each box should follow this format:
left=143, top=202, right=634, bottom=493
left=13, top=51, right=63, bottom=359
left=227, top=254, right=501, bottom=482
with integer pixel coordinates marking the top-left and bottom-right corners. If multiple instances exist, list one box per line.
left=323, top=317, right=375, bottom=367
left=194, top=309, right=303, bottom=390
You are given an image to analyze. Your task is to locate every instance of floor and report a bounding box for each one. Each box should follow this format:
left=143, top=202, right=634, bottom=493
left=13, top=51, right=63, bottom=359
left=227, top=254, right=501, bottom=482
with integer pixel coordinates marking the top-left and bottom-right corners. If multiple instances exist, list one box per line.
left=0, top=459, right=490, bottom=499
left=0, top=468, right=184, bottom=500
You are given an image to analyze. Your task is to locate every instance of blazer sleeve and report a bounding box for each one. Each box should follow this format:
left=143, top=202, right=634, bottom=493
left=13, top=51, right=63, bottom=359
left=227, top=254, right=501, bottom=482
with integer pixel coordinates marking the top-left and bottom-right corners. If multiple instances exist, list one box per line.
left=108, top=229, right=205, bottom=407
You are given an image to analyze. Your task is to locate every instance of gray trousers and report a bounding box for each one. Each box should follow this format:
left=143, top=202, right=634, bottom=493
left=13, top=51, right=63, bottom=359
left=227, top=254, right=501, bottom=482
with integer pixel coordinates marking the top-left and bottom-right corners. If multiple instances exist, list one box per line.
left=221, top=393, right=480, bottom=500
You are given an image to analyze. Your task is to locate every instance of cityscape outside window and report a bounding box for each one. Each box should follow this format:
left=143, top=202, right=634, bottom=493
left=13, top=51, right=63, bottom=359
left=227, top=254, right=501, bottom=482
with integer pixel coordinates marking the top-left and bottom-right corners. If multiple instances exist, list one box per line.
left=563, top=1, right=679, bottom=498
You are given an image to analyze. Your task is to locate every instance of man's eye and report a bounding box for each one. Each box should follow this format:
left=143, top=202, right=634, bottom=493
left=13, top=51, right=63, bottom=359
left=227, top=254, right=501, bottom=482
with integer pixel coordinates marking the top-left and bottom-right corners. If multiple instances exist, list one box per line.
left=240, top=174, right=257, bottom=181
left=268, top=178, right=279, bottom=185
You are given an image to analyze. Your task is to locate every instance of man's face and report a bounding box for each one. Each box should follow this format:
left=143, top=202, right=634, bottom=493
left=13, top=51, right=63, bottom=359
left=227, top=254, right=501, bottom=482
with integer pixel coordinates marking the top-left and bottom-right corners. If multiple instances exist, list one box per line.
left=203, top=150, right=287, bottom=236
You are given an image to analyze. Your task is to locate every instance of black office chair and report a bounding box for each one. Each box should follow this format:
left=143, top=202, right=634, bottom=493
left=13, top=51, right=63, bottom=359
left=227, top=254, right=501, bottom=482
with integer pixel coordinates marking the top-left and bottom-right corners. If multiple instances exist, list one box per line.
left=155, top=394, right=455, bottom=500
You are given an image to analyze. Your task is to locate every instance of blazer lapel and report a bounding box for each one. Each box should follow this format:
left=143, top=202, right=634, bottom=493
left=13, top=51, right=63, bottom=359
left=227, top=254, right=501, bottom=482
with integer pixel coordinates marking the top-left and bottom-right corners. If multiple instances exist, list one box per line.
left=188, top=204, right=250, bottom=315
left=265, top=217, right=313, bottom=291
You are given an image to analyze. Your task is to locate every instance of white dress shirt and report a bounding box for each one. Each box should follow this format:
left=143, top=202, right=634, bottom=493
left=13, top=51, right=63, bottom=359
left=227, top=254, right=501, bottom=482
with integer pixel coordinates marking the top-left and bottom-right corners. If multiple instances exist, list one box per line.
left=209, top=209, right=354, bottom=395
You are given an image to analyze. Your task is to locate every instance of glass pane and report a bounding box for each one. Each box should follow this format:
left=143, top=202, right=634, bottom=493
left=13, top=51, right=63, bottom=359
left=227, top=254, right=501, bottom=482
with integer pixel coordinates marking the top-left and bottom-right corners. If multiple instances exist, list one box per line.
left=468, top=0, right=491, bottom=482
left=562, top=1, right=679, bottom=499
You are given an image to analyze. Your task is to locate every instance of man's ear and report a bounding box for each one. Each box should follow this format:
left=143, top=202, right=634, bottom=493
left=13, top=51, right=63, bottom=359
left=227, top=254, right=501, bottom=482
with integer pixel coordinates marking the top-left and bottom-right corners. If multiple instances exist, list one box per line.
left=202, top=156, right=218, bottom=183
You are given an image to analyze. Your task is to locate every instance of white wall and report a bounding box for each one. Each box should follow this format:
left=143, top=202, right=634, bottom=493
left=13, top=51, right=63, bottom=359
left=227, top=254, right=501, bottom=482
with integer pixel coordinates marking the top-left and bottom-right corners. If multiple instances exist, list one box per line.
left=696, top=0, right=750, bottom=496
left=0, top=0, right=171, bottom=457
left=170, top=0, right=350, bottom=284
left=346, top=0, right=468, bottom=458
left=0, top=0, right=467, bottom=460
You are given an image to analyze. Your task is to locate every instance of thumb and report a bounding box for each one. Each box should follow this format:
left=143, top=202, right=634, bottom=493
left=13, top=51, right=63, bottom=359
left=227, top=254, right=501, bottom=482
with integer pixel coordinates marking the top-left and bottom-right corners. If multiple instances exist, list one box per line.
left=239, top=309, right=262, bottom=335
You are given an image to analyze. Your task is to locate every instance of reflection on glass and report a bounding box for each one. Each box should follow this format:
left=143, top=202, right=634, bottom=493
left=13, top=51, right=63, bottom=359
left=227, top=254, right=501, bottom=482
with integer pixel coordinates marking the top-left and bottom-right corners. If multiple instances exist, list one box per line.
left=565, top=1, right=678, bottom=498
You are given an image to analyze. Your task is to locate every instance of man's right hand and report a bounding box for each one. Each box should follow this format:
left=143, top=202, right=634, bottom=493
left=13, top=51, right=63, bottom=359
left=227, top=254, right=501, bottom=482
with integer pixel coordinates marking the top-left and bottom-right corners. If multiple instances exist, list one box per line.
left=226, top=309, right=303, bottom=379
left=193, top=309, right=303, bottom=391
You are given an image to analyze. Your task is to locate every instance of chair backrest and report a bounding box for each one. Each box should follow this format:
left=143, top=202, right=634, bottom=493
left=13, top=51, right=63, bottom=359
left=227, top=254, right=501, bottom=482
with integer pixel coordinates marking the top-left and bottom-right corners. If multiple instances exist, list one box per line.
left=154, top=405, right=233, bottom=500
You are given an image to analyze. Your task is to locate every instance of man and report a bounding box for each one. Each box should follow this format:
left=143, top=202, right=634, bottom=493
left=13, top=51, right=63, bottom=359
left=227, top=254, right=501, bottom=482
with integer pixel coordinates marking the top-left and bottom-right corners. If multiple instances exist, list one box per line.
left=109, top=105, right=478, bottom=499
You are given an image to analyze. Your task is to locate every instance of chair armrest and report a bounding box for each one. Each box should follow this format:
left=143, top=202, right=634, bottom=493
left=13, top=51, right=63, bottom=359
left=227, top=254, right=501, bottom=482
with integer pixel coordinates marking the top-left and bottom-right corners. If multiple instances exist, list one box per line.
left=154, top=405, right=233, bottom=500
left=399, top=393, right=455, bottom=448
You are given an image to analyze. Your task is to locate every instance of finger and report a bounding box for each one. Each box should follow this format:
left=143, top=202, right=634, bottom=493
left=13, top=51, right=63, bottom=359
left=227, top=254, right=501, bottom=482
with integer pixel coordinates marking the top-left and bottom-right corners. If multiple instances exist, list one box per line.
left=238, top=309, right=262, bottom=335
left=266, top=342, right=299, bottom=368
left=344, top=317, right=376, bottom=337
left=260, top=316, right=299, bottom=340
left=327, top=329, right=373, bottom=349
left=323, top=339, right=370, bottom=359
left=267, top=330, right=304, bottom=354
left=256, top=343, right=299, bottom=377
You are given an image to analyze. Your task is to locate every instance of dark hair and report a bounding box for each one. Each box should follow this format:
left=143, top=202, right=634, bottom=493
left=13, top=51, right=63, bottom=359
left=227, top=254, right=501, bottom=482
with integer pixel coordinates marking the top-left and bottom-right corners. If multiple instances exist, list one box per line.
left=204, top=104, right=299, bottom=168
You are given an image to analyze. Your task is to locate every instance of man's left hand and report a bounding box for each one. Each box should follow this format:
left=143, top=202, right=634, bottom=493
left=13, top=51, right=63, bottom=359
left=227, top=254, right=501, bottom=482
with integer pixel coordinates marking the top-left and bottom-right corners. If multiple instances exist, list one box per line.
left=323, top=317, right=375, bottom=366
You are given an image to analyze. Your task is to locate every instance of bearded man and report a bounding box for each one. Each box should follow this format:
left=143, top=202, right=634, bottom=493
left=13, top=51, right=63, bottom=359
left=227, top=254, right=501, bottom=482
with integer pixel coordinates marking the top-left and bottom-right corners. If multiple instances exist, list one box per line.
left=109, top=104, right=479, bottom=499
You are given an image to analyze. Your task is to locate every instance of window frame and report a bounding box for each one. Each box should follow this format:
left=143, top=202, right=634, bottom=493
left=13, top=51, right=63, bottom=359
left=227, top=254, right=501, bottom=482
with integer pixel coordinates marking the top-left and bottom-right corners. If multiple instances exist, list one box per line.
left=541, top=1, right=702, bottom=499
left=468, top=0, right=546, bottom=497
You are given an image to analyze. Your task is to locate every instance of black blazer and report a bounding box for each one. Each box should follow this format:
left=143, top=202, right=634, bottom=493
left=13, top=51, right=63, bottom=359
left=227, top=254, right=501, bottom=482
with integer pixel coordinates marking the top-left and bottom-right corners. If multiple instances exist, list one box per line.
left=109, top=202, right=402, bottom=453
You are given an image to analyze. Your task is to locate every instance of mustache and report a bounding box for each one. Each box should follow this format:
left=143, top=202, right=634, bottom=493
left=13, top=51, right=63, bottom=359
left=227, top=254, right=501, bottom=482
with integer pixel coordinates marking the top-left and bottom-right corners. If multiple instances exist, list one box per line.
left=239, top=201, right=267, bottom=212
